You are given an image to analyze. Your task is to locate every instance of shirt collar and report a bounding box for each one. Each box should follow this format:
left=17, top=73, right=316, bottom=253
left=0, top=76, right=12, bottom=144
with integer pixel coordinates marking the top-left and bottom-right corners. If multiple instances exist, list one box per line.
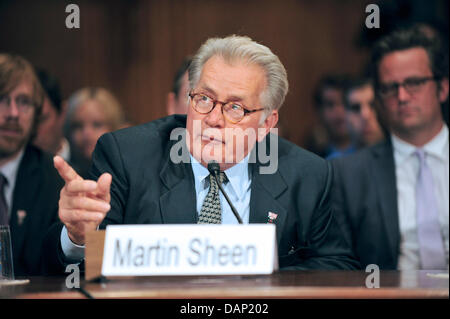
left=190, top=153, right=251, bottom=201
left=0, top=147, right=25, bottom=187
left=190, top=155, right=210, bottom=189
left=222, top=154, right=251, bottom=200
left=391, top=124, right=449, bottom=163
left=423, top=124, right=449, bottom=161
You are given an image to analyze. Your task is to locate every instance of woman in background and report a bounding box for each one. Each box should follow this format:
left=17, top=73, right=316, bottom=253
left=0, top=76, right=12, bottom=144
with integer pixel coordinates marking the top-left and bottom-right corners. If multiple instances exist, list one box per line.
left=65, top=87, right=126, bottom=178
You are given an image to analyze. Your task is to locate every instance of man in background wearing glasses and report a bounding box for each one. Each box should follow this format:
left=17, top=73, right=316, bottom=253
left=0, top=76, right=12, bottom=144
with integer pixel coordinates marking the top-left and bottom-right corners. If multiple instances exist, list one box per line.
left=0, top=54, right=63, bottom=276
left=43, top=35, right=359, bottom=274
left=332, top=26, right=449, bottom=270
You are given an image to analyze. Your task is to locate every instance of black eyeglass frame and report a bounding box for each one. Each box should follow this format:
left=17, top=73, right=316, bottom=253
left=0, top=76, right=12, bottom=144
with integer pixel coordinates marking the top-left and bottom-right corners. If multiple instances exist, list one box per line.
left=377, top=76, right=439, bottom=98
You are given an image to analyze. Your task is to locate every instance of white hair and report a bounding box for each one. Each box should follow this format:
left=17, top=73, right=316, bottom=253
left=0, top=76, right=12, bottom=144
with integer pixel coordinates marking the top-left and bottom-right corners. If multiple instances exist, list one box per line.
left=188, top=35, right=289, bottom=116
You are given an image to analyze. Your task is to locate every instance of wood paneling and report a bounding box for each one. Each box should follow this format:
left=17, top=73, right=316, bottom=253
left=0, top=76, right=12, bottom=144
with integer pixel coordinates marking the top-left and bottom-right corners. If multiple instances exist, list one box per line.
left=0, top=0, right=393, bottom=145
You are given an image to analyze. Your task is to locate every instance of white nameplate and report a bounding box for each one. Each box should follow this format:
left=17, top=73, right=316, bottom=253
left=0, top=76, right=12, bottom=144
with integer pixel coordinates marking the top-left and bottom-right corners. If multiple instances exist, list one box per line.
left=101, top=224, right=278, bottom=276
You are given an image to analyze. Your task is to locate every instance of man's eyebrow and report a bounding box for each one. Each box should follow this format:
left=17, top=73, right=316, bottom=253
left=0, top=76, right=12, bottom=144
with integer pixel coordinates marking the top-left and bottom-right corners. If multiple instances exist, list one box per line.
left=199, top=85, right=217, bottom=96
left=199, top=85, right=245, bottom=102
left=16, top=93, right=32, bottom=97
left=226, top=94, right=244, bottom=102
left=382, top=75, right=431, bottom=83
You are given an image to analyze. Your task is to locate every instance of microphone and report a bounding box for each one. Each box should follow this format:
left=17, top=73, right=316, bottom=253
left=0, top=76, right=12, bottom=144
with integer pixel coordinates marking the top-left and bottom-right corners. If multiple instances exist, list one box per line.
left=207, top=161, right=243, bottom=224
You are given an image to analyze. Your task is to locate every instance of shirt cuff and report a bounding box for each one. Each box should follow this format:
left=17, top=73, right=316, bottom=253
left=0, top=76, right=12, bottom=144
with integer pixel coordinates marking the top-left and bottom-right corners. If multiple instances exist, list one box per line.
left=60, top=226, right=85, bottom=262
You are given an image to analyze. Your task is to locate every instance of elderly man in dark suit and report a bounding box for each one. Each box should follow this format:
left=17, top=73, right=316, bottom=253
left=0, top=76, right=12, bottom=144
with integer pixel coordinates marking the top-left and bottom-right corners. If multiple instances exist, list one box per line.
left=332, top=26, right=449, bottom=270
left=44, top=35, right=359, bottom=274
left=0, top=54, right=64, bottom=276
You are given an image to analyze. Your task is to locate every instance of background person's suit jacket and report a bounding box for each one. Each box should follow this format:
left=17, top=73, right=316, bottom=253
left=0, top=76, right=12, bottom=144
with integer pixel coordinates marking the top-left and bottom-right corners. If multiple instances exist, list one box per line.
left=331, top=139, right=400, bottom=269
left=43, top=115, right=359, bottom=274
left=9, top=144, right=64, bottom=276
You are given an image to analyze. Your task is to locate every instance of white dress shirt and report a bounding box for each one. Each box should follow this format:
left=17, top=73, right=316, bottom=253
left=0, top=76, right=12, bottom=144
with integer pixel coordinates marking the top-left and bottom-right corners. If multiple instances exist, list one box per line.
left=61, top=154, right=252, bottom=261
left=0, top=148, right=25, bottom=218
left=392, top=125, right=449, bottom=270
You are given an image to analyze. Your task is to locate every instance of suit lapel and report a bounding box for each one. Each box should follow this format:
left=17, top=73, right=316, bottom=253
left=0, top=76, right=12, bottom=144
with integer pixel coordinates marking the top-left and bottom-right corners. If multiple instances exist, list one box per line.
left=249, top=157, right=288, bottom=246
left=370, top=140, right=400, bottom=264
left=158, top=133, right=289, bottom=236
left=159, top=139, right=197, bottom=224
left=10, top=145, right=41, bottom=259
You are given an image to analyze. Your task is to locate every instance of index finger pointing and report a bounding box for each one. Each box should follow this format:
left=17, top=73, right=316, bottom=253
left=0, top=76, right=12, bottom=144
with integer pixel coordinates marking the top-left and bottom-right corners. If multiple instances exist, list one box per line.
left=95, top=173, right=112, bottom=201
left=54, top=155, right=82, bottom=183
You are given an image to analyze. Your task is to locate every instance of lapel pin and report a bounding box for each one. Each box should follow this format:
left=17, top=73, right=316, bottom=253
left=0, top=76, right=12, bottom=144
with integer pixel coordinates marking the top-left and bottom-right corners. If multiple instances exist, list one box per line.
left=17, top=210, right=27, bottom=226
left=267, top=211, right=278, bottom=224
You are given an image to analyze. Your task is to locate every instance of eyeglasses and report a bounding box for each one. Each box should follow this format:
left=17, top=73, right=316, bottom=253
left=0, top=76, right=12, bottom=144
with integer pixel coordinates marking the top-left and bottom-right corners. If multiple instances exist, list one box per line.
left=378, top=76, right=437, bottom=99
left=189, top=92, right=265, bottom=124
left=0, top=94, right=34, bottom=114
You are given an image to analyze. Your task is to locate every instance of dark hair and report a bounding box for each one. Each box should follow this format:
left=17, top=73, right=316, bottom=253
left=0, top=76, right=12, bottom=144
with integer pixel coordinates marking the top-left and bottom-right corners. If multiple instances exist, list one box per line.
left=371, top=25, right=449, bottom=88
left=171, top=56, right=192, bottom=97
left=36, top=68, right=62, bottom=113
left=313, top=74, right=350, bottom=109
left=343, top=76, right=373, bottom=109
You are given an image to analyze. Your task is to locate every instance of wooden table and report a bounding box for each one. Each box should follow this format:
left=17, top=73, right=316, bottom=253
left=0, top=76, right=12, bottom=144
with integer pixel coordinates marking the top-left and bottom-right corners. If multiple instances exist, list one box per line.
left=2, top=270, right=448, bottom=299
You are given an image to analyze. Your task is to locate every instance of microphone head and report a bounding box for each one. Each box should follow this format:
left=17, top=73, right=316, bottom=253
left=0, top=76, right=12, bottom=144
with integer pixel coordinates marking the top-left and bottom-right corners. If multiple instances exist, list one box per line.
left=207, top=161, right=220, bottom=176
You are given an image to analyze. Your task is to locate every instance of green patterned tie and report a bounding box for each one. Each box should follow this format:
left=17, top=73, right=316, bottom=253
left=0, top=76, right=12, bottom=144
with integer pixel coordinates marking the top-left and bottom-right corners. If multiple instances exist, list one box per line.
left=198, top=172, right=228, bottom=224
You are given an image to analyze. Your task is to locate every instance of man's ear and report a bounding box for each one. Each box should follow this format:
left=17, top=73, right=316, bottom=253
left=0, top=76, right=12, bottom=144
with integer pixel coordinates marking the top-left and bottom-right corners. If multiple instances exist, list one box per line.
left=438, top=77, right=449, bottom=103
left=166, top=92, right=176, bottom=115
left=257, top=110, right=278, bottom=142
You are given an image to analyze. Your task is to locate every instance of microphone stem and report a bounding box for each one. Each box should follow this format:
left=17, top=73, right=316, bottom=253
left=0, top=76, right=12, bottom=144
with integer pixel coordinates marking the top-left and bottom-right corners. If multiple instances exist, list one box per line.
left=212, top=174, right=243, bottom=224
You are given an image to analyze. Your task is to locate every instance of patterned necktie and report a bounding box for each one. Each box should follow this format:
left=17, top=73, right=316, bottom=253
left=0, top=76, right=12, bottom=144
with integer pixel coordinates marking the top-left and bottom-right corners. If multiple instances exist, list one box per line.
left=0, top=174, right=9, bottom=226
left=415, top=149, right=447, bottom=270
left=198, top=172, right=227, bottom=224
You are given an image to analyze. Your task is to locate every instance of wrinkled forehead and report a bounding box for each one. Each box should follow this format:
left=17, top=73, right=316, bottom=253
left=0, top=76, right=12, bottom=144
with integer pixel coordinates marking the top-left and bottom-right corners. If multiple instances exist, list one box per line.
left=197, top=56, right=267, bottom=98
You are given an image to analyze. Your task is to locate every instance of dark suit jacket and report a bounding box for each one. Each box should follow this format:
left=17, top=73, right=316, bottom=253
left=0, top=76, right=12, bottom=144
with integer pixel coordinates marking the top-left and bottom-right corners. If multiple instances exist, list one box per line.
left=331, top=139, right=400, bottom=269
left=43, top=115, right=359, bottom=274
left=9, top=144, right=64, bottom=276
